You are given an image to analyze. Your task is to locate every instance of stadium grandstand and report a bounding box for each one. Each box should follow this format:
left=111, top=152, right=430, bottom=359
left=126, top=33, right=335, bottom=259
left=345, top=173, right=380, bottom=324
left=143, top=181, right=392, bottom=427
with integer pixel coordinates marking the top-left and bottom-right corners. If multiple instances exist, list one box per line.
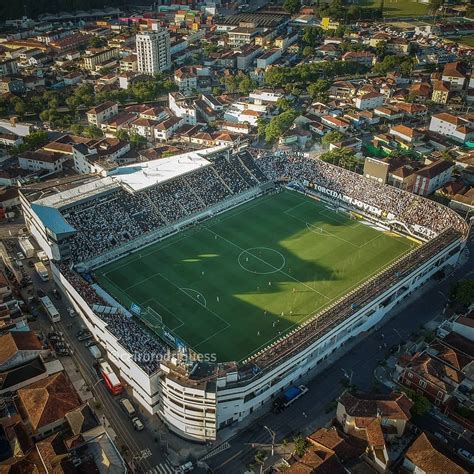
left=20, top=146, right=469, bottom=442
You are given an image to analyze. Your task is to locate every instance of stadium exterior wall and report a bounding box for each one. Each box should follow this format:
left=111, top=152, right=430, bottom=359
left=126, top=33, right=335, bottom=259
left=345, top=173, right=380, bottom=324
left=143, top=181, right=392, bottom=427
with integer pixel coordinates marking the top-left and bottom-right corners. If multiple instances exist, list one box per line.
left=159, top=234, right=463, bottom=441
left=51, top=263, right=162, bottom=413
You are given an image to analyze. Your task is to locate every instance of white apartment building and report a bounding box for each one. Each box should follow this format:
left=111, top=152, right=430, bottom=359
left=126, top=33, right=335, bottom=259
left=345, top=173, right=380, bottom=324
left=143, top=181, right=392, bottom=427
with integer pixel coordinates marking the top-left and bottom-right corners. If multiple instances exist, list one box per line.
left=429, top=113, right=474, bottom=144
left=136, top=30, right=171, bottom=75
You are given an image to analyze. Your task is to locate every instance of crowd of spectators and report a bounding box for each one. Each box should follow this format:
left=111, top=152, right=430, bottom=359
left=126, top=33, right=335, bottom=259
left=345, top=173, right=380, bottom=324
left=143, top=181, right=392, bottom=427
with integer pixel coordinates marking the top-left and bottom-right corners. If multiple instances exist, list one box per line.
left=64, top=154, right=268, bottom=262
left=257, top=153, right=467, bottom=237
left=59, top=264, right=167, bottom=374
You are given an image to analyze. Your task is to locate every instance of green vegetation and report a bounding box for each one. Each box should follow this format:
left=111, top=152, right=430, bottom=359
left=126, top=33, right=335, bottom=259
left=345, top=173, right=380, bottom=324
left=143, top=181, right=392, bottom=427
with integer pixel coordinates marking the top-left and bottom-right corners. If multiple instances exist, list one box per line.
left=284, top=0, right=301, bottom=15
left=459, top=36, right=474, bottom=47
left=403, top=389, right=431, bottom=417
left=373, top=54, right=415, bottom=76
left=264, top=61, right=369, bottom=92
left=451, top=279, right=474, bottom=307
left=321, top=131, right=345, bottom=147
left=293, top=435, right=310, bottom=457
left=96, top=191, right=415, bottom=362
left=265, top=110, right=298, bottom=143
left=10, top=131, right=48, bottom=155
left=320, top=149, right=363, bottom=172
left=359, top=0, right=429, bottom=18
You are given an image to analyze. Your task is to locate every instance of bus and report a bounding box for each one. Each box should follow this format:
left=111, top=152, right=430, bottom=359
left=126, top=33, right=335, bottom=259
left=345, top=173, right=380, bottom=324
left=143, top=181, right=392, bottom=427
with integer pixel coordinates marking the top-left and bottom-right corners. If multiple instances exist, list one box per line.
left=99, top=361, right=123, bottom=395
left=39, top=295, right=60, bottom=323
left=34, top=261, right=49, bottom=282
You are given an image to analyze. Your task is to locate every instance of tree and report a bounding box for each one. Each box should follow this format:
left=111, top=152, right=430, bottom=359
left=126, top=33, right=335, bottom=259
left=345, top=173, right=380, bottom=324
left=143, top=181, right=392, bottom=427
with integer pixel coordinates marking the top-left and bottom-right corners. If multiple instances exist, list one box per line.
left=116, top=129, right=130, bottom=141
left=320, top=148, right=361, bottom=171
left=283, top=0, right=301, bottom=15
left=14, top=101, right=25, bottom=117
left=307, top=79, right=331, bottom=100
left=257, top=117, right=269, bottom=138
left=403, top=389, right=431, bottom=417
left=276, top=97, right=293, bottom=112
left=302, top=46, right=314, bottom=58
left=321, top=130, right=344, bottom=147
left=70, top=124, right=84, bottom=136
left=451, top=279, right=474, bottom=307
left=83, top=125, right=103, bottom=138
left=89, top=36, right=108, bottom=48
left=238, top=76, right=257, bottom=94
left=293, top=435, right=309, bottom=457
left=265, top=110, right=297, bottom=143
left=129, top=131, right=147, bottom=149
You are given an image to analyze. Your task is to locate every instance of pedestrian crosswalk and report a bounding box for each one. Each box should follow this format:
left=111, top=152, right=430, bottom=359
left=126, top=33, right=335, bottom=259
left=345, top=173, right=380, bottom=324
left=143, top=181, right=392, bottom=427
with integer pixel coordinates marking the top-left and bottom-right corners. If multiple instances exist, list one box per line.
left=200, top=441, right=231, bottom=461
left=146, top=459, right=177, bottom=474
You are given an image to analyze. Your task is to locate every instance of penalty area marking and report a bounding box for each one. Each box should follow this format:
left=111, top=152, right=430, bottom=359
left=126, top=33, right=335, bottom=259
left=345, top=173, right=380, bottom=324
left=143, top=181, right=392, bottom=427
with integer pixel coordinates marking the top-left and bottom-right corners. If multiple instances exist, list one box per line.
left=238, top=247, right=286, bottom=275
left=180, top=288, right=207, bottom=307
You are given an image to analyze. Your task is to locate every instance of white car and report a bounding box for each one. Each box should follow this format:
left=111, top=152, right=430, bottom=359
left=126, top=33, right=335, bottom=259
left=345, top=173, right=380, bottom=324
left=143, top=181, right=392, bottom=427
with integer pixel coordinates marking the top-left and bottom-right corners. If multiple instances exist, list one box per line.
left=67, top=307, right=76, bottom=318
left=131, top=417, right=144, bottom=431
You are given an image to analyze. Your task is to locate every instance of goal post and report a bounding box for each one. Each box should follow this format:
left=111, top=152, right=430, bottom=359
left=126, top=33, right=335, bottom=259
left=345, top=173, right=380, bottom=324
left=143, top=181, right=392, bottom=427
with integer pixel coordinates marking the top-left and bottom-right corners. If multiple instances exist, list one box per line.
left=139, top=306, right=189, bottom=354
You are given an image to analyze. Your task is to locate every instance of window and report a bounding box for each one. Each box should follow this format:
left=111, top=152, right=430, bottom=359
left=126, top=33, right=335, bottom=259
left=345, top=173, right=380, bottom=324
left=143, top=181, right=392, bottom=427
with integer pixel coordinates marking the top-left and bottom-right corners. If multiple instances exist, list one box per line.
left=418, top=380, right=427, bottom=389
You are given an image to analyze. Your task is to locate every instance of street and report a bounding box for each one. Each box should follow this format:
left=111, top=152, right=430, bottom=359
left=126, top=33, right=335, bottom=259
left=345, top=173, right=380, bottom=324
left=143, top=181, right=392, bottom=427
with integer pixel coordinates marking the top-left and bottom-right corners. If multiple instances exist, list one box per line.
left=22, top=261, right=177, bottom=474
left=204, top=238, right=474, bottom=473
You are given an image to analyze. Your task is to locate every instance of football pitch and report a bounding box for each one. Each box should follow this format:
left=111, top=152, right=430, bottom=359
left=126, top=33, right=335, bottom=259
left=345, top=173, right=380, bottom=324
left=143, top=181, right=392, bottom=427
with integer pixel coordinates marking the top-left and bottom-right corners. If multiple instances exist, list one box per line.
left=95, top=190, right=417, bottom=362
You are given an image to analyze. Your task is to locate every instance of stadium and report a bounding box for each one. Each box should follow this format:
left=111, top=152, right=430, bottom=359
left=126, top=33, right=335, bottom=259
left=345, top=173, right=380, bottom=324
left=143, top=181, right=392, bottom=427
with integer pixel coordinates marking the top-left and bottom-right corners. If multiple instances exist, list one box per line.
left=20, top=145, right=469, bottom=442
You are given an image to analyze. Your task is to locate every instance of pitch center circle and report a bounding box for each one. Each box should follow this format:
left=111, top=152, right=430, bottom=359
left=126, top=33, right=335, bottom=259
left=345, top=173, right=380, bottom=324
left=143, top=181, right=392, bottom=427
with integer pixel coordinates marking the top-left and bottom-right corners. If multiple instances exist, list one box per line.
left=238, top=247, right=286, bottom=275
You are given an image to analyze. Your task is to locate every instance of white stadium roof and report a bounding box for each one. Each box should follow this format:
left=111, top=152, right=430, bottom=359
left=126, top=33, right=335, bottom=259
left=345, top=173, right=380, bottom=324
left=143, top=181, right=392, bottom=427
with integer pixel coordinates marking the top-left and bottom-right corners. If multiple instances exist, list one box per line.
left=108, top=145, right=227, bottom=192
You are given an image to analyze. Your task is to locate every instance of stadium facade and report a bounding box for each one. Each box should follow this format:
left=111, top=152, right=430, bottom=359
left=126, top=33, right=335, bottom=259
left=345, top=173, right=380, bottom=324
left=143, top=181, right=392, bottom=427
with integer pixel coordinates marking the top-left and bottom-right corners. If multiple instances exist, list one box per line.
left=20, top=146, right=469, bottom=443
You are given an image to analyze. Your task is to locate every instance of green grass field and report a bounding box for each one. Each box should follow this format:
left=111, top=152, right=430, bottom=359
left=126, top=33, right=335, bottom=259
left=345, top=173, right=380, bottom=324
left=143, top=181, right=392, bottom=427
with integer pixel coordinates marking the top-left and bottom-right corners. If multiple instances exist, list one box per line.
left=96, top=191, right=416, bottom=362
left=459, top=36, right=474, bottom=47
left=360, top=0, right=429, bottom=17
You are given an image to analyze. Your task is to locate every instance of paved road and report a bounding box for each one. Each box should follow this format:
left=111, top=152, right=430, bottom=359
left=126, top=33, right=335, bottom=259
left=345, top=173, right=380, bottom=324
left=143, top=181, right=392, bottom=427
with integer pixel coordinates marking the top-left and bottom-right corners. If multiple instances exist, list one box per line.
left=22, top=262, right=174, bottom=473
left=206, top=238, right=474, bottom=473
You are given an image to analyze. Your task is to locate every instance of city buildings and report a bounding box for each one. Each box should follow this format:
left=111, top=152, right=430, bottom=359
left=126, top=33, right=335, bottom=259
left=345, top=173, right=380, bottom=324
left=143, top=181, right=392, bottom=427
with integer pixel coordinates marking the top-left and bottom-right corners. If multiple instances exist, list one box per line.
left=136, top=30, right=171, bottom=75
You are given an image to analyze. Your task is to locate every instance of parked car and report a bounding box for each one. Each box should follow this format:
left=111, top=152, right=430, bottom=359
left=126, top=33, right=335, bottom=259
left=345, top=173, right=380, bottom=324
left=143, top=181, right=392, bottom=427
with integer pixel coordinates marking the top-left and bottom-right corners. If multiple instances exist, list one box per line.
left=37, top=289, right=46, bottom=298
left=77, top=332, right=92, bottom=342
left=131, top=417, right=144, bottom=431
left=457, top=448, right=473, bottom=464
left=67, top=307, right=76, bottom=318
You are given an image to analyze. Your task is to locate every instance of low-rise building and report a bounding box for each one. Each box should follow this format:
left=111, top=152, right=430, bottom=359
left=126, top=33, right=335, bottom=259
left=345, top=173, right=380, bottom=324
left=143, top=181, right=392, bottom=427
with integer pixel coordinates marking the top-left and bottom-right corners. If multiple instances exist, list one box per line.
left=404, top=433, right=467, bottom=474
left=86, top=101, right=118, bottom=126
left=355, top=92, right=385, bottom=111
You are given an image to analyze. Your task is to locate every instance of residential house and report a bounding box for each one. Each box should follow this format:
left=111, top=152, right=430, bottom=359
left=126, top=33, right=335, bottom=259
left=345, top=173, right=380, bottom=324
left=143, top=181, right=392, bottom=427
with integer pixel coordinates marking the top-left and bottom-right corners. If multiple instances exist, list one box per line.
left=86, top=101, right=118, bottom=126
left=154, top=116, right=183, bottom=142
left=119, top=54, right=137, bottom=72
left=16, top=372, right=83, bottom=440
left=404, top=433, right=467, bottom=474
left=228, top=27, right=259, bottom=48
left=321, top=115, right=350, bottom=133
left=342, top=51, right=375, bottom=68
left=18, top=150, right=68, bottom=173
left=355, top=92, right=385, bottom=111
left=0, top=77, right=25, bottom=94
left=442, top=61, right=468, bottom=91
left=395, top=336, right=472, bottom=406
left=337, top=391, right=413, bottom=472
left=256, top=48, right=282, bottom=69
left=0, top=331, right=46, bottom=371
left=432, top=81, right=450, bottom=105
left=412, top=160, right=453, bottom=196
left=429, top=113, right=474, bottom=144
left=0, top=59, right=18, bottom=77
left=169, top=92, right=198, bottom=125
